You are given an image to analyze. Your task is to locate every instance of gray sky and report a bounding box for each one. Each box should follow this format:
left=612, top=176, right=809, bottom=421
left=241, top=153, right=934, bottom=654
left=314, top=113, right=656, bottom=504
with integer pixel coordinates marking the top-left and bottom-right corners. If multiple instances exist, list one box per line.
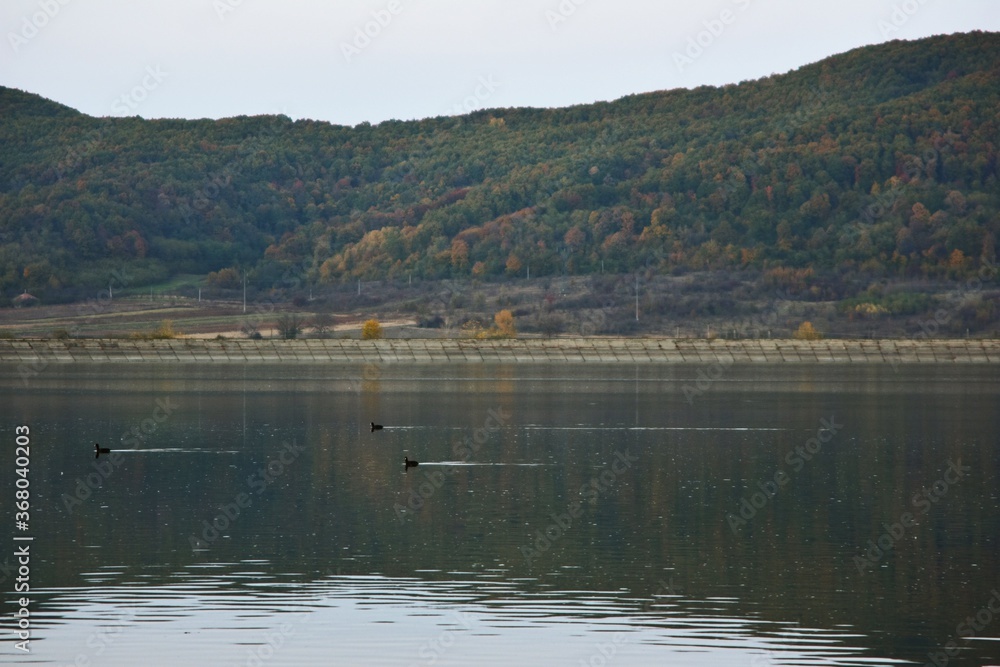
left=2, top=0, right=997, bottom=126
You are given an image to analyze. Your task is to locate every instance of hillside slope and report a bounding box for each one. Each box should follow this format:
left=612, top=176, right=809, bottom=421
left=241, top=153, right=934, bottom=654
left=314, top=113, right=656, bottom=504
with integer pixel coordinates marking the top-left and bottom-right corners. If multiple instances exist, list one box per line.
left=1, top=31, right=998, bottom=301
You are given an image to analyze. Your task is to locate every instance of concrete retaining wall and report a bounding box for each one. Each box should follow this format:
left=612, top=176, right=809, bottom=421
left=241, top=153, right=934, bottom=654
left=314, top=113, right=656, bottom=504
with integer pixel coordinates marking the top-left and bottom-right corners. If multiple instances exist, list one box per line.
left=0, top=338, right=998, bottom=364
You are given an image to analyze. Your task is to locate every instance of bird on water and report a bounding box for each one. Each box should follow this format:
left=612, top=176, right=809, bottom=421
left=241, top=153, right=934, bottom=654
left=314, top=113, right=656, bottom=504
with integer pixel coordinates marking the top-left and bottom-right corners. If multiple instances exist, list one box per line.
left=94, top=443, right=111, bottom=458
left=404, top=456, right=419, bottom=468
left=371, top=422, right=384, bottom=432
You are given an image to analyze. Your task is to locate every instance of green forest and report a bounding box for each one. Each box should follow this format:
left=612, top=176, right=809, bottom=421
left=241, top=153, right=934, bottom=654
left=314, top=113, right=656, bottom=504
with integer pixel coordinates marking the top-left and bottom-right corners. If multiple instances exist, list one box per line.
left=1, top=32, right=998, bottom=304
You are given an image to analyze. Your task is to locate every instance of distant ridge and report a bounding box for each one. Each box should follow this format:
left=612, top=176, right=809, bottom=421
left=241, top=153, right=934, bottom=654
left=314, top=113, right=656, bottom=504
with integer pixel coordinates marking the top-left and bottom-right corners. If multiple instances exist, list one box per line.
left=1, top=31, right=998, bottom=301
left=0, top=86, right=82, bottom=119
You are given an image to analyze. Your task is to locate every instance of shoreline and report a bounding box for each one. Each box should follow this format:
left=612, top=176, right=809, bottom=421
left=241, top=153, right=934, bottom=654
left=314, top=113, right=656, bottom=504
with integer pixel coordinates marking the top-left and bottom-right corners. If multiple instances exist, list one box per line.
left=0, top=337, right=997, bottom=364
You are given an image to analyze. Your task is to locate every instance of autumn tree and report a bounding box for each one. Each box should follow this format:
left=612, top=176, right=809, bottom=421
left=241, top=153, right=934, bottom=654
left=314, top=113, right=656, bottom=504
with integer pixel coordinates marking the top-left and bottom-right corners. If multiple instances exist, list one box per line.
left=494, top=309, right=516, bottom=338
left=793, top=321, right=822, bottom=341
left=450, top=239, right=470, bottom=271
left=361, top=319, right=384, bottom=340
left=207, top=267, right=242, bottom=289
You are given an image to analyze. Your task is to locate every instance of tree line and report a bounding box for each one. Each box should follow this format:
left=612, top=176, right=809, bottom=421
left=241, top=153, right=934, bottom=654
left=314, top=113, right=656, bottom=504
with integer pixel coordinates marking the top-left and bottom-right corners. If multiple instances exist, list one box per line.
left=1, top=32, right=997, bottom=303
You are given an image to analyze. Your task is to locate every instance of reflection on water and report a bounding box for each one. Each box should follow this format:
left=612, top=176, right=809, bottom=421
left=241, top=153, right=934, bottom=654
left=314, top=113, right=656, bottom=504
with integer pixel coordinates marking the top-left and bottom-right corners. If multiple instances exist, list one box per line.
left=99, top=449, right=243, bottom=454
left=0, top=363, right=997, bottom=666
left=27, top=573, right=902, bottom=666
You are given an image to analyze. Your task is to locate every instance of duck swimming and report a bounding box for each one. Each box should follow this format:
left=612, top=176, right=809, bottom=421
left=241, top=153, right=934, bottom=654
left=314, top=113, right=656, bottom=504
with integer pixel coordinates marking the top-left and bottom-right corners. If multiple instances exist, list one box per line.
left=371, top=422, right=384, bottom=432
left=94, top=443, right=111, bottom=458
left=404, top=456, right=419, bottom=468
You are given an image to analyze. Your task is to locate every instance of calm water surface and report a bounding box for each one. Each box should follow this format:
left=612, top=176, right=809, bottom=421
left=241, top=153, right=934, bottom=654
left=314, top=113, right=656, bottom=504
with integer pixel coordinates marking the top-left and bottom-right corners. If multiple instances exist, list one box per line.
left=1, top=363, right=998, bottom=666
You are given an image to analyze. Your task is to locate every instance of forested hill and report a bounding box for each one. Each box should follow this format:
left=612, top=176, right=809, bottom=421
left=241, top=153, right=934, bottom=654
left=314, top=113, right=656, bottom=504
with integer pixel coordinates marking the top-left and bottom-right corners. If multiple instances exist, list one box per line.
left=2, top=31, right=998, bottom=300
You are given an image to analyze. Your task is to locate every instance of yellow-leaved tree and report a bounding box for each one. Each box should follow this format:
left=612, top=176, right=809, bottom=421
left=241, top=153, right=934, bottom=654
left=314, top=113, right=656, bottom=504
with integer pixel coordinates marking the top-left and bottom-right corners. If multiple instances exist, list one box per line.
left=361, top=319, right=384, bottom=340
left=494, top=310, right=516, bottom=338
left=793, top=321, right=822, bottom=340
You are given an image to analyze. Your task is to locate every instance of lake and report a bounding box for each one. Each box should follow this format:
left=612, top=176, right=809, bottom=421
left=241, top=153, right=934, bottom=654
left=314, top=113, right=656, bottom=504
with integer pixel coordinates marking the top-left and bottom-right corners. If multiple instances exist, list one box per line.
left=1, top=362, right=998, bottom=666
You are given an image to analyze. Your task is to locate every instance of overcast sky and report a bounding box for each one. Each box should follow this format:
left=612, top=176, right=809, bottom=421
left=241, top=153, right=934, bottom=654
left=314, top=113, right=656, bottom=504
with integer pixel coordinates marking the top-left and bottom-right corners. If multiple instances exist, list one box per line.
left=1, top=0, right=997, bottom=127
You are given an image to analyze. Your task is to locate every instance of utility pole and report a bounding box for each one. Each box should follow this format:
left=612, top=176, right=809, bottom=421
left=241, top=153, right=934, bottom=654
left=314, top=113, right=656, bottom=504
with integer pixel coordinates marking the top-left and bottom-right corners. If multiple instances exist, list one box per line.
left=635, top=274, right=639, bottom=322
left=242, top=271, right=246, bottom=314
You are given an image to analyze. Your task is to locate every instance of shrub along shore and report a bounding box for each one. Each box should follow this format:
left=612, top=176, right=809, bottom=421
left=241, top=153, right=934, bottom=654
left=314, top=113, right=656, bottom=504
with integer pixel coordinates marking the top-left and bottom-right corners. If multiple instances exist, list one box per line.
left=0, top=337, right=997, bottom=365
